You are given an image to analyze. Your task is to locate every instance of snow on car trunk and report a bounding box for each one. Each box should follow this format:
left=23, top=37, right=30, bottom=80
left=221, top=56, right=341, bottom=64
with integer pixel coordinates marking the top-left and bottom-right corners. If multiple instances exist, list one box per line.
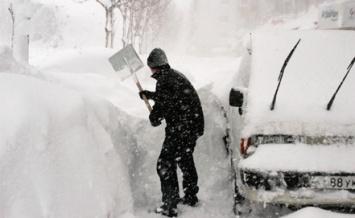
left=243, top=30, right=355, bottom=137
left=0, top=48, right=135, bottom=218
left=240, top=143, right=355, bottom=173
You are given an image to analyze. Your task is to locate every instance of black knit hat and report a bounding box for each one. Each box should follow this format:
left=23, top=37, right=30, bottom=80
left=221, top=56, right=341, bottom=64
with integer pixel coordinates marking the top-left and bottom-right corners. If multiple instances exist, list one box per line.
left=147, top=48, right=169, bottom=68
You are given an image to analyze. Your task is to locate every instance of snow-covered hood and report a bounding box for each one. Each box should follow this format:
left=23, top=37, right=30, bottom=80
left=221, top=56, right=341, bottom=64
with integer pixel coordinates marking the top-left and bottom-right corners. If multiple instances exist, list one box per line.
left=240, top=143, right=355, bottom=173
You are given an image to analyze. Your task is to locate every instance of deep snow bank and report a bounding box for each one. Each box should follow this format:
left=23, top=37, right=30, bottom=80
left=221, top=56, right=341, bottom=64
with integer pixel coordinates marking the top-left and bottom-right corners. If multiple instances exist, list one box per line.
left=0, top=47, right=135, bottom=218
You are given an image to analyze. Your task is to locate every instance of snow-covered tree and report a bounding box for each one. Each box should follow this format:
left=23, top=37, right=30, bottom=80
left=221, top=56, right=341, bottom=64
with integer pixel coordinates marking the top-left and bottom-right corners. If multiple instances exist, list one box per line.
left=118, top=0, right=171, bottom=52
left=5, top=0, right=41, bottom=63
left=7, top=3, right=15, bottom=49
left=136, top=0, right=171, bottom=53
left=96, top=0, right=170, bottom=52
left=3, top=0, right=56, bottom=63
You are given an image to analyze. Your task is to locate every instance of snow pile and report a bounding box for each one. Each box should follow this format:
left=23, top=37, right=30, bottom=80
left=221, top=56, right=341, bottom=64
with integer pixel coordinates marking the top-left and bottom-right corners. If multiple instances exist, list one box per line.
left=0, top=50, right=136, bottom=218
left=282, top=207, right=355, bottom=218
left=31, top=48, right=151, bottom=118
left=243, top=30, right=355, bottom=137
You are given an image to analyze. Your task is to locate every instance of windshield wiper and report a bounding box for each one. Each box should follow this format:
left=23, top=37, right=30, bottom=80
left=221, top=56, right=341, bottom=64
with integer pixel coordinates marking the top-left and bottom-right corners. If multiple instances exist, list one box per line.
left=326, top=56, right=355, bottom=111
left=270, top=39, right=301, bottom=111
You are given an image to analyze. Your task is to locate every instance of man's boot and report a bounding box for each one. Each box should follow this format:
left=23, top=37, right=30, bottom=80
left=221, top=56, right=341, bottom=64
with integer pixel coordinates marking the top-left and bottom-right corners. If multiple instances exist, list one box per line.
left=154, top=204, right=178, bottom=217
left=180, top=195, right=199, bottom=207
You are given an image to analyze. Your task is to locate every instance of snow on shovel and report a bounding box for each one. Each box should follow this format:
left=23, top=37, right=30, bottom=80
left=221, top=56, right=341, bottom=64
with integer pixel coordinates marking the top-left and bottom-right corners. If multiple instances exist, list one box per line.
left=109, top=44, right=152, bottom=112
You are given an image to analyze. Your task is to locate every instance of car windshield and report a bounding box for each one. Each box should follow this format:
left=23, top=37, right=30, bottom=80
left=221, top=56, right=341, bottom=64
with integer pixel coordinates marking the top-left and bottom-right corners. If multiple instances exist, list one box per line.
left=244, top=31, right=355, bottom=137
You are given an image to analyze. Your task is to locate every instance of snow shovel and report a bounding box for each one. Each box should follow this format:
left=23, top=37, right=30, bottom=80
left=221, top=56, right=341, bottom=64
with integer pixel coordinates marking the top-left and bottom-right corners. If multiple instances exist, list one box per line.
left=109, top=44, right=152, bottom=112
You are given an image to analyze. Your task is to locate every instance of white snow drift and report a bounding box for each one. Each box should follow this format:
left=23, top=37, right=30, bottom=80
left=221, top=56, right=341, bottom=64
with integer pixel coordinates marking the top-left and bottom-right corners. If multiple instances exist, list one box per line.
left=0, top=47, right=135, bottom=218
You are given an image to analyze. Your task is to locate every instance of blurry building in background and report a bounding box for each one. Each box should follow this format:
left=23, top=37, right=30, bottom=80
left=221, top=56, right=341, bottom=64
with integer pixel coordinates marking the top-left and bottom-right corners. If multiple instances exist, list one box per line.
left=318, top=0, right=355, bottom=30
left=237, top=0, right=329, bottom=27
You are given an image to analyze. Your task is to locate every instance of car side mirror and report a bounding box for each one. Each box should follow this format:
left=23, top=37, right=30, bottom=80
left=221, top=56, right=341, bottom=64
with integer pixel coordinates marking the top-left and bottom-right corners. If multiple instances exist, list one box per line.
left=229, top=88, right=244, bottom=115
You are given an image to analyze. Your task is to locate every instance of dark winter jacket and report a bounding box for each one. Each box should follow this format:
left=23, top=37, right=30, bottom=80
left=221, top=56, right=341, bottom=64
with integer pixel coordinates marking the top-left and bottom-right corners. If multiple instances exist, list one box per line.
left=145, top=65, right=204, bottom=138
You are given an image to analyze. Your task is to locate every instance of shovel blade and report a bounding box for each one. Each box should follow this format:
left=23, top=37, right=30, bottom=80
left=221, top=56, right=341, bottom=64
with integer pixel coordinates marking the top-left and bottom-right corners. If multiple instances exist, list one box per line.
left=109, top=44, right=144, bottom=78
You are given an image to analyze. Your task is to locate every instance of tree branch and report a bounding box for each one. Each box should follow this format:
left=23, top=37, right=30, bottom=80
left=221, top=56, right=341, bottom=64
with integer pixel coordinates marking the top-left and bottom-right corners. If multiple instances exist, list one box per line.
left=112, top=0, right=128, bottom=8
left=96, top=0, right=107, bottom=9
left=8, top=3, right=15, bottom=49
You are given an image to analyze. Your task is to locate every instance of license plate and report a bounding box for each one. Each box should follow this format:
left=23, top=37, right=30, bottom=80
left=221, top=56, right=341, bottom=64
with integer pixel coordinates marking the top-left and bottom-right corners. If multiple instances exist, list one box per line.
left=310, top=176, right=355, bottom=190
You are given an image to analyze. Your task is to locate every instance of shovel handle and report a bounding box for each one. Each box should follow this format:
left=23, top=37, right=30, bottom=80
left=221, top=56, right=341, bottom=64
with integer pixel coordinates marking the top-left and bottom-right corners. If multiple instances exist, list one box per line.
left=135, top=80, right=152, bottom=112
left=133, top=73, right=152, bottom=112
left=122, top=57, right=152, bottom=112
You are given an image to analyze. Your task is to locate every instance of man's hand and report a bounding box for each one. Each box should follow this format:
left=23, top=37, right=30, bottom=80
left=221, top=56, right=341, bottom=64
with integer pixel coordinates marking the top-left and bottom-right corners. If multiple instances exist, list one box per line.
left=149, top=113, right=162, bottom=127
left=139, top=90, right=153, bottom=100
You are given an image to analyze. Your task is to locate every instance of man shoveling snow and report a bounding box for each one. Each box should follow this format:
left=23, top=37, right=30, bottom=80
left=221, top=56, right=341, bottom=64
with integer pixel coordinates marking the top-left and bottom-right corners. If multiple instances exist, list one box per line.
left=139, top=48, right=204, bottom=217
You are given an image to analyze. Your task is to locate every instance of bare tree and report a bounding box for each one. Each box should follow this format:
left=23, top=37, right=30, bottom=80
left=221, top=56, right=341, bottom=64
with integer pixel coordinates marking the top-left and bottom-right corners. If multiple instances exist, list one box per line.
left=96, top=0, right=170, bottom=51
left=142, top=0, right=171, bottom=52
left=96, top=0, right=126, bottom=48
left=118, top=0, right=171, bottom=52
left=8, top=3, right=15, bottom=49
left=6, top=0, right=38, bottom=63
left=133, top=0, right=170, bottom=53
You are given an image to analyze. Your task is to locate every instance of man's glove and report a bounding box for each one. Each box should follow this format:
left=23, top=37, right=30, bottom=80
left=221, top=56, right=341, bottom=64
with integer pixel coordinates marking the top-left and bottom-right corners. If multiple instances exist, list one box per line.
left=149, top=113, right=162, bottom=127
left=139, top=90, right=154, bottom=100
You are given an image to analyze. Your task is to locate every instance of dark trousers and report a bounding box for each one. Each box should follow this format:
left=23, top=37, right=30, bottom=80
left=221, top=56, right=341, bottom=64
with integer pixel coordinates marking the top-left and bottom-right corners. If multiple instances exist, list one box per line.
left=157, top=133, right=199, bottom=209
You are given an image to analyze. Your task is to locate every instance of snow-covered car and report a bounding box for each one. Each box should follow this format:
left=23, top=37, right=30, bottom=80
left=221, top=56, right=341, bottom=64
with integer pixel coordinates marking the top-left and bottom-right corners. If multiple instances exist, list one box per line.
left=228, top=30, right=355, bottom=214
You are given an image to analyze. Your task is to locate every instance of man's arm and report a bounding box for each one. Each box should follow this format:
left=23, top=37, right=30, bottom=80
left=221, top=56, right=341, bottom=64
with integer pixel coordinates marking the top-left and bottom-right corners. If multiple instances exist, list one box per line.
left=152, top=77, right=176, bottom=103
left=140, top=79, right=174, bottom=127
left=149, top=79, right=174, bottom=127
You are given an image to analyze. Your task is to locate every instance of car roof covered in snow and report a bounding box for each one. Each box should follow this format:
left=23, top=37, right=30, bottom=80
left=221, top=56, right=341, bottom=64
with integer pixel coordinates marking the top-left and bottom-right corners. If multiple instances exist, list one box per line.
left=243, top=30, right=355, bottom=137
